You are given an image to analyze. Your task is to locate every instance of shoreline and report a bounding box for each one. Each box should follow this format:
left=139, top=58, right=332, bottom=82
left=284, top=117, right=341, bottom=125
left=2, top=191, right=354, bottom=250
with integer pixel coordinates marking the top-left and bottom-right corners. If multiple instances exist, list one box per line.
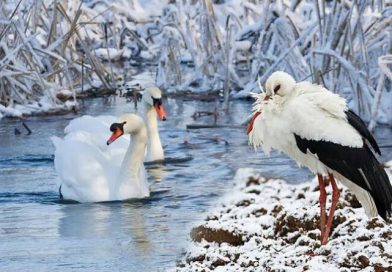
left=175, top=164, right=392, bottom=271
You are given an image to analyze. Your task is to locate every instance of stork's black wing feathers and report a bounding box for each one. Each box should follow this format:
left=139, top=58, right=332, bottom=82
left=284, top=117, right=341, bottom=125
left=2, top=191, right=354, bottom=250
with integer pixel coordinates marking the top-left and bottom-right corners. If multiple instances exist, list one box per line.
left=294, top=134, right=392, bottom=219
left=346, top=110, right=381, bottom=155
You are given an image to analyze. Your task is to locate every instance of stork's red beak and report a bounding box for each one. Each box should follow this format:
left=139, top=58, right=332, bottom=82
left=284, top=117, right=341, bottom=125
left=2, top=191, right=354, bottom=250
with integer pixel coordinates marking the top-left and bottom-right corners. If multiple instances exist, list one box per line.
left=107, top=128, right=123, bottom=145
left=247, top=111, right=261, bottom=134
left=155, top=104, right=167, bottom=121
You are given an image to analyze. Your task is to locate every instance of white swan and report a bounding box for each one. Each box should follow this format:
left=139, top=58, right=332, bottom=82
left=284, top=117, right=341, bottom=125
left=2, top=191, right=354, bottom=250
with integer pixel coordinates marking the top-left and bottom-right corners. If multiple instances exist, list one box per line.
left=120, top=84, right=166, bottom=161
left=52, top=114, right=150, bottom=202
left=141, top=86, right=166, bottom=162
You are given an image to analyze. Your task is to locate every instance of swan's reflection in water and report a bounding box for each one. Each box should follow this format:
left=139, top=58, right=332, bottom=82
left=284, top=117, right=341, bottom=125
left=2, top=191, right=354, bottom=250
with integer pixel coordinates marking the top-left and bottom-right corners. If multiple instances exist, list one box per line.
left=147, top=164, right=167, bottom=183
left=59, top=201, right=152, bottom=256
left=126, top=205, right=152, bottom=255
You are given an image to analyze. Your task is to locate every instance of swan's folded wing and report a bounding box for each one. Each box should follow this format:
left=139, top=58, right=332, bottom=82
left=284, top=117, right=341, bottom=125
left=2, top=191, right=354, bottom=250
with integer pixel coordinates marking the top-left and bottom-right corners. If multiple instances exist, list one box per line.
left=51, top=136, right=115, bottom=202
left=64, top=115, right=130, bottom=152
left=65, top=115, right=117, bottom=134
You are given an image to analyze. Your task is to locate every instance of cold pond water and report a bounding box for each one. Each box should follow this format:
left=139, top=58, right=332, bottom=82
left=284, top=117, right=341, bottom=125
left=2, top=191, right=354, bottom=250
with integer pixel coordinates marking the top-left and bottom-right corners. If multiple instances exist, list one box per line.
left=0, top=97, right=391, bottom=271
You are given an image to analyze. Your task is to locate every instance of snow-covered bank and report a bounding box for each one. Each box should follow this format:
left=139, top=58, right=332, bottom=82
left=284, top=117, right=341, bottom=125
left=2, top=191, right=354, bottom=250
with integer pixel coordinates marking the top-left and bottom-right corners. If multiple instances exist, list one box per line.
left=0, top=99, right=77, bottom=119
left=176, top=166, right=392, bottom=271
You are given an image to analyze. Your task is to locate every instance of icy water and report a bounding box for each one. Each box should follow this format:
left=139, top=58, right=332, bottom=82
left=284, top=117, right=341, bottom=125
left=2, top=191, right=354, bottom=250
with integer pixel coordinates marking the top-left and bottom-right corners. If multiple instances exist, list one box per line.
left=0, top=98, right=391, bottom=271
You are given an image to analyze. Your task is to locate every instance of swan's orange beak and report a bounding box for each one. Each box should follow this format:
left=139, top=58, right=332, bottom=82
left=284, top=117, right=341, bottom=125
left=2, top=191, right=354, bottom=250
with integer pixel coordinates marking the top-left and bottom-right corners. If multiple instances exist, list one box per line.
left=107, top=128, right=123, bottom=145
left=247, top=111, right=261, bottom=135
left=155, top=104, right=167, bottom=121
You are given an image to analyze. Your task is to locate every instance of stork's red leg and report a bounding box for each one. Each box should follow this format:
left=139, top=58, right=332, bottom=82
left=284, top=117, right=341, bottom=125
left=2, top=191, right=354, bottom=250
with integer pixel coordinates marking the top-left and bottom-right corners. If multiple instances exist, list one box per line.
left=321, top=173, right=340, bottom=245
left=317, top=174, right=327, bottom=242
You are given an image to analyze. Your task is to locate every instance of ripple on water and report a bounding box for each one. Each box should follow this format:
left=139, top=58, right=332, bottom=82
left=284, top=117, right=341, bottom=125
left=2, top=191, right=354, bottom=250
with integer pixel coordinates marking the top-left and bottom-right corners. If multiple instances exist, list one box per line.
left=0, top=98, right=390, bottom=271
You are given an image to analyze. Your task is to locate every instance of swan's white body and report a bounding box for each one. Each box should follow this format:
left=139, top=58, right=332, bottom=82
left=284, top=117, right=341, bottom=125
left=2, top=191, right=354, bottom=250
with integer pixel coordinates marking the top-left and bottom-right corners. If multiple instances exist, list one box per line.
left=52, top=114, right=150, bottom=202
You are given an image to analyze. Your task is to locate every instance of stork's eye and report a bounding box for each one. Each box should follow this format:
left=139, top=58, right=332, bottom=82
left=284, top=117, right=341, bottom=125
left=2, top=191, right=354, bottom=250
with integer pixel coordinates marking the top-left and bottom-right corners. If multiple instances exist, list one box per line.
left=273, top=85, right=281, bottom=94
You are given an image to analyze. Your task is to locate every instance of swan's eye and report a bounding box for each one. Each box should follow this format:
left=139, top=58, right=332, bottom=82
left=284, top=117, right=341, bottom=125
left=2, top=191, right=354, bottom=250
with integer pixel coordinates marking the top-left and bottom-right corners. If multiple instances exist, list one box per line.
left=273, top=84, right=281, bottom=94
left=110, top=122, right=126, bottom=132
left=152, top=97, right=162, bottom=106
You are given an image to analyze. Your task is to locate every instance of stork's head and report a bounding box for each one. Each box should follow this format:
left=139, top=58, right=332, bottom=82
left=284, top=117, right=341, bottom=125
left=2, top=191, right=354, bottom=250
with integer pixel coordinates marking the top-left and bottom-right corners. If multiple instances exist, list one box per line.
left=247, top=71, right=296, bottom=135
left=265, top=71, right=296, bottom=99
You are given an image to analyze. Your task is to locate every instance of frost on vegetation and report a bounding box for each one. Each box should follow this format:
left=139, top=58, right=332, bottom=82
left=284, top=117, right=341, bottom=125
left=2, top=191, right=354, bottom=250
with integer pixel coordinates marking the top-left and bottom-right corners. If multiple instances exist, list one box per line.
left=175, top=167, right=392, bottom=271
left=1, top=0, right=392, bottom=125
left=152, top=0, right=392, bottom=125
left=143, top=0, right=392, bottom=126
left=0, top=0, right=160, bottom=118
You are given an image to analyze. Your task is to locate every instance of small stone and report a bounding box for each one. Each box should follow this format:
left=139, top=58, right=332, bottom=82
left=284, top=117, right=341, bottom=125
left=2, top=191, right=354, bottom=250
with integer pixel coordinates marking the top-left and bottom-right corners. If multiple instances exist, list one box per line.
left=246, top=176, right=261, bottom=186
left=211, top=257, right=229, bottom=268
left=374, top=264, right=391, bottom=272
left=206, top=215, right=218, bottom=221
left=372, top=241, right=384, bottom=251
left=366, top=218, right=384, bottom=229
left=186, top=254, right=205, bottom=264
left=271, top=205, right=283, bottom=216
left=382, top=231, right=392, bottom=239
left=357, top=235, right=371, bottom=241
left=252, top=208, right=267, bottom=217
left=297, top=193, right=305, bottom=199
left=344, top=193, right=362, bottom=208
left=308, top=232, right=319, bottom=240
left=236, top=199, right=252, bottom=207
left=357, top=255, right=369, bottom=268
left=320, top=249, right=331, bottom=256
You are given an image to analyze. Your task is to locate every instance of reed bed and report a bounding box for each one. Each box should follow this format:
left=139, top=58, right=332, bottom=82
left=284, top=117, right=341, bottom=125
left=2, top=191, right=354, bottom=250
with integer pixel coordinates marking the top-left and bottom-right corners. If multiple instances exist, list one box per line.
left=1, top=0, right=391, bottom=126
left=154, top=0, right=392, bottom=125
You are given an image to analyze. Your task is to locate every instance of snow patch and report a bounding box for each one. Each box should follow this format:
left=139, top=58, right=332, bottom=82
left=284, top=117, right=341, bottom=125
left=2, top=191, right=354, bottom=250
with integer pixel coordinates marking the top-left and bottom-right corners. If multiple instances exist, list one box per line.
left=175, top=164, right=392, bottom=271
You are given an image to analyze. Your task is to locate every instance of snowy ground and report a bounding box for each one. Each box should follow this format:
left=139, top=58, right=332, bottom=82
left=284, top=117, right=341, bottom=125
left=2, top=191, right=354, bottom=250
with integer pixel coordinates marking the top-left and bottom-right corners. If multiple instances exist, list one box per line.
left=175, top=163, right=392, bottom=271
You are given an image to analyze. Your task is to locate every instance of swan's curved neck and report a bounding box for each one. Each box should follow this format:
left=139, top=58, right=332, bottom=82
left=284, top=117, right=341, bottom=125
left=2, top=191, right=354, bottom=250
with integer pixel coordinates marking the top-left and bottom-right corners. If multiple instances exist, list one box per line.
left=112, top=127, right=147, bottom=199
left=128, top=129, right=148, bottom=173
left=145, top=105, right=164, bottom=161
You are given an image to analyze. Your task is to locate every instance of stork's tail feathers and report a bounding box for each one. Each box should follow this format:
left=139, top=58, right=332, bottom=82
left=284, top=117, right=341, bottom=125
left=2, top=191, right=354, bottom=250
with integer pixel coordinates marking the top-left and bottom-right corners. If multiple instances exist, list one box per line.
left=362, top=149, right=392, bottom=220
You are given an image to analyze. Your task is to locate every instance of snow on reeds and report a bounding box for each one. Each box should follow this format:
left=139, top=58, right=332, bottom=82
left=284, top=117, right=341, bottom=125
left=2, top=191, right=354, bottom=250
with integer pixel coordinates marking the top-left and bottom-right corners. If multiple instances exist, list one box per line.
left=1, top=0, right=391, bottom=126
left=1, top=0, right=107, bottom=117
left=154, top=0, right=392, bottom=125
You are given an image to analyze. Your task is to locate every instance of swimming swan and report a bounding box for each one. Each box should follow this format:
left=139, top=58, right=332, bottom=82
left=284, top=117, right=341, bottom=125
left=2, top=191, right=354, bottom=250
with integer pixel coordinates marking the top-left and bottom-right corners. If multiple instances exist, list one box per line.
left=52, top=114, right=150, bottom=202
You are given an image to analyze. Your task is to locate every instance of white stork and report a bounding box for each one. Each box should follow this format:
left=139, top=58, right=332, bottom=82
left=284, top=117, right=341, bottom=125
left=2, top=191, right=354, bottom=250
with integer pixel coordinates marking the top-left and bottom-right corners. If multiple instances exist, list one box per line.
left=247, top=71, right=392, bottom=245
